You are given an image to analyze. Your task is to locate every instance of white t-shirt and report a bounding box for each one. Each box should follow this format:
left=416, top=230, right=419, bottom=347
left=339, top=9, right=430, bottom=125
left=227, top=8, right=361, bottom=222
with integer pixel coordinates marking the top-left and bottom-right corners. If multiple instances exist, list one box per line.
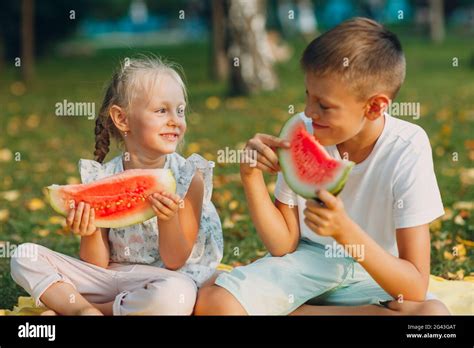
left=274, top=112, right=444, bottom=257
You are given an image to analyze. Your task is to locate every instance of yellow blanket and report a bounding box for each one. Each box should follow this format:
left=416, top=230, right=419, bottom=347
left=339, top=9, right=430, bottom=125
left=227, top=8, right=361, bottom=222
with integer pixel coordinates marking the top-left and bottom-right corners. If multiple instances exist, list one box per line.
left=1, top=268, right=472, bottom=315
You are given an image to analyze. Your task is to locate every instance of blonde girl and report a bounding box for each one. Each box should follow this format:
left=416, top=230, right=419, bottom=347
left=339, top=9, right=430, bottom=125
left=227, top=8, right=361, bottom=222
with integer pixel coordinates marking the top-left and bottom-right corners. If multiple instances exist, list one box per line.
left=11, top=57, right=223, bottom=315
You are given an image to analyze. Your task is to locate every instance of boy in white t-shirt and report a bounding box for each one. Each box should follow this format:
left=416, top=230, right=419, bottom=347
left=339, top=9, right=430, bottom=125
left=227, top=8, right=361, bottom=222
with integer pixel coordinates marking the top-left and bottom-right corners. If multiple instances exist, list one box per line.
left=195, top=17, right=450, bottom=315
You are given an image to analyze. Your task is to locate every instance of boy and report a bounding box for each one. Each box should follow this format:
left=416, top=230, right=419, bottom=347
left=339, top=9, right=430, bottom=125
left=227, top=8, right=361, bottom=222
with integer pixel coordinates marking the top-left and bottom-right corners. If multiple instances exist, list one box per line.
left=195, top=17, right=449, bottom=315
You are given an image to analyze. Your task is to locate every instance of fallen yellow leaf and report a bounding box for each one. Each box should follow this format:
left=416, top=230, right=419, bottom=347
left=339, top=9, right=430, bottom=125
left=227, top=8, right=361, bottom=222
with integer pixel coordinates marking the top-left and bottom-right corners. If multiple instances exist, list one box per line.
left=25, top=114, right=40, bottom=129
left=205, top=96, right=221, bottom=110
left=453, top=201, right=474, bottom=210
left=0, top=209, right=9, bottom=222
left=453, top=214, right=465, bottom=226
left=36, top=229, right=50, bottom=237
left=1, top=190, right=20, bottom=202
left=456, top=236, right=474, bottom=247
left=453, top=244, right=467, bottom=257
left=225, top=97, right=247, bottom=110
left=443, top=250, right=454, bottom=261
left=441, top=207, right=453, bottom=221
left=204, top=152, right=215, bottom=161
left=186, top=142, right=201, bottom=154
left=48, top=216, right=66, bottom=226
left=429, top=219, right=442, bottom=231
left=26, top=198, right=45, bottom=211
left=223, top=217, right=234, bottom=229
left=228, top=200, right=239, bottom=210
left=0, top=148, right=13, bottom=162
left=231, top=213, right=247, bottom=222
left=10, top=81, right=26, bottom=96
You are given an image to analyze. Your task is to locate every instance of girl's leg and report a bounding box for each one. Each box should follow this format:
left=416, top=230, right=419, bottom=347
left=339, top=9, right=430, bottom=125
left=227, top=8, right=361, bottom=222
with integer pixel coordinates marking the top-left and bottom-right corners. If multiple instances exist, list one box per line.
left=91, top=301, right=114, bottom=315
left=11, top=243, right=117, bottom=315
left=40, top=282, right=102, bottom=315
left=114, top=265, right=197, bottom=315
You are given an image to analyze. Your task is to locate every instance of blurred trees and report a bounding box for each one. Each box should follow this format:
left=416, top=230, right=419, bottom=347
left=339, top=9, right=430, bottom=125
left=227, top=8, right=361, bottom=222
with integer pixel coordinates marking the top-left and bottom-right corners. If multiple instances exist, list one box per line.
left=0, top=0, right=132, bottom=82
left=211, top=0, right=229, bottom=81
left=227, top=0, right=278, bottom=95
left=212, top=0, right=279, bottom=96
left=21, top=0, right=34, bottom=83
left=429, top=0, right=445, bottom=43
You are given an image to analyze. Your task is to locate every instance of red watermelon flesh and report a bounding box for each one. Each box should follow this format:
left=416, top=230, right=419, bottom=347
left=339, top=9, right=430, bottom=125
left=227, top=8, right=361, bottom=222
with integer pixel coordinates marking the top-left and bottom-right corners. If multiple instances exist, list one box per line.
left=47, top=169, right=176, bottom=228
left=278, top=114, right=354, bottom=198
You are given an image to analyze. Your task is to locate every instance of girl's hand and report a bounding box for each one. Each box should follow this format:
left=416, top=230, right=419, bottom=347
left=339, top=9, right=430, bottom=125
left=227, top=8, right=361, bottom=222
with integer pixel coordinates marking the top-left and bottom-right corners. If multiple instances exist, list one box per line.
left=303, top=190, right=353, bottom=240
left=66, top=202, right=98, bottom=236
left=240, top=133, right=290, bottom=176
left=148, top=191, right=182, bottom=221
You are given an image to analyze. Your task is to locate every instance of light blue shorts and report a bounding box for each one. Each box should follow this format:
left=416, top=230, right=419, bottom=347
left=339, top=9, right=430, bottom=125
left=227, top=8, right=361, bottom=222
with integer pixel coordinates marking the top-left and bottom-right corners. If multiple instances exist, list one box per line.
left=215, top=239, right=395, bottom=315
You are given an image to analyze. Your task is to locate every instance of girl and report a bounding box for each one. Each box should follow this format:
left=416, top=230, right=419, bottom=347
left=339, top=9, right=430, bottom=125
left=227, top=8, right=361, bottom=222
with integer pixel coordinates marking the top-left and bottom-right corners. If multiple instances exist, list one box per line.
left=11, top=57, right=223, bottom=315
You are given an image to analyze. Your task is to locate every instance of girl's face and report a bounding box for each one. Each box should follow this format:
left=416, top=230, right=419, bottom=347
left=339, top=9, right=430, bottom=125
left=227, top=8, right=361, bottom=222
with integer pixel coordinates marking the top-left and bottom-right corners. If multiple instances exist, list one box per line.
left=127, top=73, right=187, bottom=155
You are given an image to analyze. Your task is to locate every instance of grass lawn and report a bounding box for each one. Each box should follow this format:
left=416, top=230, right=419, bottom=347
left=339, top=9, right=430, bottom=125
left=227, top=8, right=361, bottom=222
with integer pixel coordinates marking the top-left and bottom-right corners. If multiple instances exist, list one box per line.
left=0, top=34, right=473, bottom=309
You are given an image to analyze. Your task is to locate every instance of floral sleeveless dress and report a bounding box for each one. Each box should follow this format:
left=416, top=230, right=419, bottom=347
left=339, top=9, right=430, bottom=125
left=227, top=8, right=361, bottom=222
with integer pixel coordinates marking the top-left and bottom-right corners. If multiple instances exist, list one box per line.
left=78, top=152, right=224, bottom=287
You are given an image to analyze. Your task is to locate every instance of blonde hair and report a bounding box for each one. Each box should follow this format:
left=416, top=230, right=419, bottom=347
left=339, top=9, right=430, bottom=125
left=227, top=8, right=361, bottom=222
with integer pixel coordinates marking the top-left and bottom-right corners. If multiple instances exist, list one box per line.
left=94, top=56, right=187, bottom=163
left=300, top=17, right=406, bottom=101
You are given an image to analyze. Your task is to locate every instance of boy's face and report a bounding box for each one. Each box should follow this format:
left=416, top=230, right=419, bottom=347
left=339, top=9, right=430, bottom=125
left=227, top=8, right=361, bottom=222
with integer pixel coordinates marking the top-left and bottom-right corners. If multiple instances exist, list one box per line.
left=304, top=72, right=368, bottom=146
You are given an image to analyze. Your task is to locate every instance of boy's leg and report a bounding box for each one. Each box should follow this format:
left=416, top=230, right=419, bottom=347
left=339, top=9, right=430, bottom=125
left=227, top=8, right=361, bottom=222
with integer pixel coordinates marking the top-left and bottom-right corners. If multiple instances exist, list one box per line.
left=195, top=240, right=354, bottom=315
left=195, top=284, right=248, bottom=315
left=290, top=262, right=450, bottom=315
left=194, top=270, right=246, bottom=315
left=291, top=300, right=450, bottom=315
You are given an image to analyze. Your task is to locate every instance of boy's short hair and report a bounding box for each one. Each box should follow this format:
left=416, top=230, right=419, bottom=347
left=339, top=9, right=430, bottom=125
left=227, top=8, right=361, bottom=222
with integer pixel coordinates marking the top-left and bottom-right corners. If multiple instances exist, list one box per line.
left=301, top=17, right=406, bottom=101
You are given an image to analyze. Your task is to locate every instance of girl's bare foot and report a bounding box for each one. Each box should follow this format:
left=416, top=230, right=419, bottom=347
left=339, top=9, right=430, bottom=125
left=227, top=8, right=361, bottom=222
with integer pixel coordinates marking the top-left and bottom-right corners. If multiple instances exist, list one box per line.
left=76, top=307, right=104, bottom=316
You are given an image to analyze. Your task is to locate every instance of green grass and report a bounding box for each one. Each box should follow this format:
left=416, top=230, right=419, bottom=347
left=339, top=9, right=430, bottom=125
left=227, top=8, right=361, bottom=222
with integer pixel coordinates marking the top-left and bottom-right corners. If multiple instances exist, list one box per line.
left=0, top=35, right=473, bottom=309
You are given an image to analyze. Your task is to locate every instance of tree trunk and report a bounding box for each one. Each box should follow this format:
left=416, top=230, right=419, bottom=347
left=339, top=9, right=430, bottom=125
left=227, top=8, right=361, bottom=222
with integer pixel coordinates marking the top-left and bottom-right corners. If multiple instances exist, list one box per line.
left=296, top=0, right=318, bottom=41
left=227, top=0, right=278, bottom=95
left=211, top=0, right=229, bottom=81
left=21, top=0, right=35, bottom=83
left=429, top=0, right=445, bottom=43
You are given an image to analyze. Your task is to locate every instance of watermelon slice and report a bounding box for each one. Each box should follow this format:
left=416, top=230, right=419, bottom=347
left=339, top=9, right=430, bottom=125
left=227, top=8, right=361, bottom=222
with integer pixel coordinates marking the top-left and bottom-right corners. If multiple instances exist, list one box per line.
left=46, top=169, right=176, bottom=228
left=278, top=114, right=354, bottom=198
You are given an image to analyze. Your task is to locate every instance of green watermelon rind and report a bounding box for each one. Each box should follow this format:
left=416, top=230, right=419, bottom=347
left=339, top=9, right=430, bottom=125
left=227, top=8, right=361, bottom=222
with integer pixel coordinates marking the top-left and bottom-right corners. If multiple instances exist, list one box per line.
left=46, top=169, right=176, bottom=229
left=277, top=114, right=354, bottom=199
left=326, top=161, right=354, bottom=196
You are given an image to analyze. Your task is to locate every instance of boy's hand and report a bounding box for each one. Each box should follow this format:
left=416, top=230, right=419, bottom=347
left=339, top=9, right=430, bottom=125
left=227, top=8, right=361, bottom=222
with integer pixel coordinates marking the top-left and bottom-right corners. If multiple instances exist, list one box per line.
left=240, top=133, right=290, bottom=176
left=148, top=191, right=181, bottom=221
left=303, top=190, right=353, bottom=239
left=66, top=202, right=98, bottom=236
